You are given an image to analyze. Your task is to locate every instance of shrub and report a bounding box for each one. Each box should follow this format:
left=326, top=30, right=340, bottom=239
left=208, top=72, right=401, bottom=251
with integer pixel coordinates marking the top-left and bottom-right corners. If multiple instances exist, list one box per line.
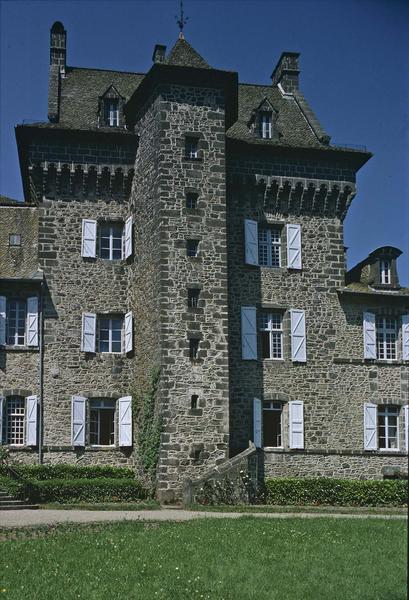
left=265, top=477, right=408, bottom=507
left=0, top=475, right=33, bottom=500
left=26, top=478, right=146, bottom=504
left=0, top=464, right=134, bottom=481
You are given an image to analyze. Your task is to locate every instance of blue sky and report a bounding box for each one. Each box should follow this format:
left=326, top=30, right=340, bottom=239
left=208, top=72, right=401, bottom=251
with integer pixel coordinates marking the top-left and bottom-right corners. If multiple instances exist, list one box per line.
left=0, top=0, right=408, bottom=283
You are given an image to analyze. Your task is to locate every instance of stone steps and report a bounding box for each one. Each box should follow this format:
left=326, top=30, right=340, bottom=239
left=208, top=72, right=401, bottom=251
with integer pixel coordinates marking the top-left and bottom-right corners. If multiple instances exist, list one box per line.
left=0, top=488, right=39, bottom=510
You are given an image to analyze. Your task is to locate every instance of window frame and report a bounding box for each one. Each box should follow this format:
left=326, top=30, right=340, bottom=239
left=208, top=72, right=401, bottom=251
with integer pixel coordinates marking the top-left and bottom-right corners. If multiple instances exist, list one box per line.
left=98, top=222, right=124, bottom=261
left=376, top=316, right=397, bottom=360
left=258, top=313, right=284, bottom=360
left=185, top=137, right=199, bottom=160
left=186, top=240, right=200, bottom=258
left=97, top=316, right=124, bottom=354
left=380, top=259, right=391, bottom=285
left=262, top=401, right=283, bottom=448
left=104, top=99, right=119, bottom=127
left=186, top=192, right=198, bottom=210
left=89, top=399, right=116, bottom=447
left=6, top=298, right=26, bottom=347
left=5, top=396, right=25, bottom=446
left=187, top=288, right=200, bottom=309
left=9, top=234, right=21, bottom=247
left=189, top=338, right=200, bottom=361
left=258, top=227, right=281, bottom=268
left=260, top=112, right=272, bottom=139
left=378, top=405, right=400, bottom=452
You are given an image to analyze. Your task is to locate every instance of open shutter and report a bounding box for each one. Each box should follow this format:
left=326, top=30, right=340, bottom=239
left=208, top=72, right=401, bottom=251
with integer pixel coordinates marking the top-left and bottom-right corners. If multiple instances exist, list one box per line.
left=124, top=216, right=133, bottom=259
left=124, top=311, right=133, bottom=353
left=71, top=396, right=86, bottom=446
left=253, top=398, right=262, bottom=448
left=363, top=312, right=376, bottom=359
left=0, top=396, right=4, bottom=444
left=244, top=219, right=258, bottom=266
left=27, top=296, right=39, bottom=347
left=25, top=395, right=38, bottom=446
left=289, top=400, right=304, bottom=449
left=81, top=219, right=97, bottom=258
left=402, top=315, right=409, bottom=361
left=0, top=296, right=6, bottom=346
left=81, top=313, right=96, bottom=353
left=241, top=306, right=257, bottom=360
left=118, top=396, right=132, bottom=447
left=290, top=309, right=306, bottom=362
left=404, top=405, right=409, bottom=453
left=286, top=224, right=302, bottom=269
left=364, top=403, right=377, bottom=450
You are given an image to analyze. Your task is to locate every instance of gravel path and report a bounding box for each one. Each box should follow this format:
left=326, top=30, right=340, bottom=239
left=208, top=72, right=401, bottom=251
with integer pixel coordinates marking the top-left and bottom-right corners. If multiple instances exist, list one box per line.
left=0, top=509, right=407, bottom=528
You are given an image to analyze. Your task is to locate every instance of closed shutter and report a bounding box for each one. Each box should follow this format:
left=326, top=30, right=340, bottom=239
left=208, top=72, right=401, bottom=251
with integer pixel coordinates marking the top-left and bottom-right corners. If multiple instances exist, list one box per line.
left=363, top=312, right=376, bottom=359
left=124, top=311, right=133, bottom=353
left=71, top=396, right=86, bottom=446
left=118, top=396, right=132, bottom=447
left=241, top=306, right=257, bottom=360
left=244, top=219, right=259, bottom=266
left=286, top=224, right=302, bottom=269
left=0, top=296, right=6, bottom=346
left=81, top=219, right=97, bottom=258
left=404, top=405, right=409, bottom=453
left=124, top=216, right=133, bottom=259
left=363, top=403, right=377, bottom=450
left=402, top=315, right=409, bottom=361
left=289, top=401, right=304, bottom=449
left=253, top=398, right=262, bottom=448
left=290, top=309, right=306, bottom=362
left=27, top=296, right=39, bottom=347
left=25, top=395, right=38, bottom=446
left=0, top=396, right=4, bottom=444
left=81, top=313, right=96, bottom=353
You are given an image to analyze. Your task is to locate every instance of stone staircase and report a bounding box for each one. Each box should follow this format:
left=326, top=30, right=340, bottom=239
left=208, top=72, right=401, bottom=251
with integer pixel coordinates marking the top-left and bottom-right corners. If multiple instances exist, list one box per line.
left=0, top=487, right=38, bottom=510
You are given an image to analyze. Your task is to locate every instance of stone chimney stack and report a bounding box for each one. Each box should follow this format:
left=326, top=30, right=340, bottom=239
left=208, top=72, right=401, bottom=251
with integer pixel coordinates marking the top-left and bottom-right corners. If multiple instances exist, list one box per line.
left=271, top=52, right=300, bottom=93
left=48, top=22, right=66, bottom=123
left=152, top=44, right=167, bottom=64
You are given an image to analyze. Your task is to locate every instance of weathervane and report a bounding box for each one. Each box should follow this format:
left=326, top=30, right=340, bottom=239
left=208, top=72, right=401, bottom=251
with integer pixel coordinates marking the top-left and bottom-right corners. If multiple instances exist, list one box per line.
left=176, top=0, right=189, bottom=38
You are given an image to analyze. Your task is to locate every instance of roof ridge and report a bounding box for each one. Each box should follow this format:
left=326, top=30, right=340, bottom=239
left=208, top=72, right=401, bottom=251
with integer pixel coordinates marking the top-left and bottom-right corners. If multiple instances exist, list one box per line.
left=66, top=66, right=145, bottom=76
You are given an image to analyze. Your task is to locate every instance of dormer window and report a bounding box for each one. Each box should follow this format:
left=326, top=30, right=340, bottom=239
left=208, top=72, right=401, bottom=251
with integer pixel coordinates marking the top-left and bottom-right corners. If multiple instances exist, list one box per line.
left=260, top=112, right=272, bottom=139
left=380, top=259, right=391, bottom=285
left=105, top=99, right=119, bottom=127
left=98, top=85, right=124, bottom=129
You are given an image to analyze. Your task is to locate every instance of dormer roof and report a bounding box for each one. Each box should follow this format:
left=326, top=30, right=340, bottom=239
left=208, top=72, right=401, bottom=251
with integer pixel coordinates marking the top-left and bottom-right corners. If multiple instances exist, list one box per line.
left=165, top=37, right=211, bottom=69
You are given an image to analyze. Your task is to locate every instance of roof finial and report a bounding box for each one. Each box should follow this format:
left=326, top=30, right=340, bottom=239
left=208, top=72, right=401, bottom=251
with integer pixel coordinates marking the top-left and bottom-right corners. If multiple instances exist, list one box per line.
left=176, top=0, right=188, bottom=39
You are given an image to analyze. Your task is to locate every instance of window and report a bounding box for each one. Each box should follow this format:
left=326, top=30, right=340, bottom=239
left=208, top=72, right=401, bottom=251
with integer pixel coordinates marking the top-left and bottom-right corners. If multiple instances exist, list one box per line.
left=104, top=99, right=119, bottom=127
left=7, top=299, right=26, bottom=346
left=258, top=227, right=281, bottom=267
left=9, top=234, right=21, bottom=247
left=191, top=394, right=199, bottom=410
left=263, top=402, right=282, bottom=447
left=189, top=338, right=200, bottom=361
left=5, top=397, right=25, bottom=446
left=378, top=406, right=399, bottom=450
left=380, top=259, right=391, bottom=285
left=99, top=223, right=123, bottom=260
left=186, top=192, right=198, bottom=209
left=260, top=112, right=272, bottom=139
left=90, top=399, right=115, bottom=446
left=98, top=316, right=123, bottom=353
left=258, top=313, right=283, bottom=359
left=185, top=137, right=199, bottom=159
left=187, top=240, right=199, bottom=258
left=187, top=288, right=200, bottom=308
left=376, top=316, right=397, bottom=360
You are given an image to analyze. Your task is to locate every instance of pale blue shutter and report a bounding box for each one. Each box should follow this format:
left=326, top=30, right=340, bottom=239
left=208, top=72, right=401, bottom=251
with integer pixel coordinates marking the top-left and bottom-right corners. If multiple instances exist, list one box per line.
left=404, top=405, right=409, bottom=453
left=364, top=403, right=377, bottom=450
left=244, top=220, right=259, bottom=266
left=0, top=296, right=6, bottom=346
left=27, top=296, right=39, bottom=347
left=124, top=311, right=133, bottom=353
left=241, top=306, right=257, bottom=360
left=290, top=309, right=306, bottom=362
left=118, top=396, right=132, bottom=447
left=289, top=401, right=304, bottom=449
left=286, top=224, right=302, bottom=269
left=402, top=315, right=409, bottom=361
left=124, top=216, right=133, bottom=259
left=25, top=395, right=38, bottom=446
left=81, top=219, right=97, bottom=258
left=363, top=312, right=376, bottom=359
left=253, top=398, right=262, bottom=448
left=0, top=396, right=4, bottom=444
left=81, top=313, right=96, bottom=353
left=71, top=396, right=86, bottom=446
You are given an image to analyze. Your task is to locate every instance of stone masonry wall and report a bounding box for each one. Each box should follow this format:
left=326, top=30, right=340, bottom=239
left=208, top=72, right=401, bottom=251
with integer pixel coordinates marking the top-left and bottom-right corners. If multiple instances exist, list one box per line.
left=0, top=206, right=38, bottom=278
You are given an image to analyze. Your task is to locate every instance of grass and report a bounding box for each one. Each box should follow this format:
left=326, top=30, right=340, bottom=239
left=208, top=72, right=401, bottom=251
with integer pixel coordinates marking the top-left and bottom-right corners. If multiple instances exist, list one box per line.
left=38, top=500, right=160, bottom=511
left=0, top=517, right=407, bottom=600
left=190, top=503, right=408, bottom=515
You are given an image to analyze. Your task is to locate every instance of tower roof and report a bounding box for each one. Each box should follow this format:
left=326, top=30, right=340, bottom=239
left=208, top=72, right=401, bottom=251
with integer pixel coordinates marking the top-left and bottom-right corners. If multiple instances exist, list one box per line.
left=165, top=38, right=210, bottom=69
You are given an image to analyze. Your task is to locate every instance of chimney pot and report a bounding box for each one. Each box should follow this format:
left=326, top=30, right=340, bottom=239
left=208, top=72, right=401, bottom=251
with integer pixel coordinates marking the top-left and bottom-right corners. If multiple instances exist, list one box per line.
left=152, top=44, right=167, bottom=64
left=271, top=52, right=300, bottom=93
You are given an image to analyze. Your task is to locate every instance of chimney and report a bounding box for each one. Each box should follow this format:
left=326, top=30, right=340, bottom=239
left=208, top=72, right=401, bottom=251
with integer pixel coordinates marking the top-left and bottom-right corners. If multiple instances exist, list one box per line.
left=48, top=22, right=66, bottom=123
left=271, top=52, right=300, bottom=93
left=152, top=44, right=167, bottom=64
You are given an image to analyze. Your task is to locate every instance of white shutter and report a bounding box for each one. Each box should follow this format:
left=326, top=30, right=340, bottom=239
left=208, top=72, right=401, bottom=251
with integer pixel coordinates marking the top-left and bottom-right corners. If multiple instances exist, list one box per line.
left=402, top=315, right=409, bottom=361
left=286, top=224, right=302, bottom=269
left=71, top=395, right=86, bottom=446
left=81, top=219, right=97, bottom=258
left=0, top=296, right=6, bottom=346
left=0, top=396, right=4, bottom=444
left=27, top=296, right=39, bottom=347
left=404, top=405, right=409, bottom=453
left=25, top=395, right=38, bottom=446
left=81, top=313, right=96, bottom=353
left=241, top=306, right=257, bottom=360
left=124, top=216, right=133, bottom=259
left=253, top=397, right=262, bottom=448
left=290, top=309, right=306, bottom=362
left=124, top=311, right=133, bottom=353
left=118, top=396, right=132, bottom=447
left=244, top=219, right=259, bottom=266
left=289, top=400, right=304, bottom=449
left=364, top=403, right=377, bottom=450
left=363, top=312, right=376, bottom=359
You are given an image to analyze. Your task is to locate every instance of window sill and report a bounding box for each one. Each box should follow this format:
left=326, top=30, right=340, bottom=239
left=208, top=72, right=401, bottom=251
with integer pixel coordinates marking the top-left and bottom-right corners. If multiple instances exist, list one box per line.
left=334, top=358, right=407, bottom=366
left=263, top=446, right=285, bottom=452
left=2, top=445, right=36, bottom=451
left=377, top=448, right=401, bottom=453
left=183, top=157, right=203, bottom=163
left=1, top=345, right=39, bottom=353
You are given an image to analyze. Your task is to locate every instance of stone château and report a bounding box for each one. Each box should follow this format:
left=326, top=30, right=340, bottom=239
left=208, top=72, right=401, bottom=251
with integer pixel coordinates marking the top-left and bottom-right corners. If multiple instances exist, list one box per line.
left=1, top=22, right=408, bottom=500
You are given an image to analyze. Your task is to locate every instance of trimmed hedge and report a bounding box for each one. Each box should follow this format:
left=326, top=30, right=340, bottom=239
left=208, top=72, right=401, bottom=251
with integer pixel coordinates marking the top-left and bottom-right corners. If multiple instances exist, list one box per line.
left=0, top=464, right=134, bottom=481
left=265, top=477, right=408, bottom=507
left=26, top=478, right=146, bottom=504
left=0, top=475, right=30, bottom=500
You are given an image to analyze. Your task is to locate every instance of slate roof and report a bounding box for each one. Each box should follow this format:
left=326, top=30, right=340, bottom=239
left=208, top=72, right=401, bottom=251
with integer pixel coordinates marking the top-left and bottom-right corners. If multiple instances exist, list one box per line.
left=0, top=194, right=22, bottom=205
left=165, top=37, right=211, bottom=69
left=340, top=283, right=409, bottom=297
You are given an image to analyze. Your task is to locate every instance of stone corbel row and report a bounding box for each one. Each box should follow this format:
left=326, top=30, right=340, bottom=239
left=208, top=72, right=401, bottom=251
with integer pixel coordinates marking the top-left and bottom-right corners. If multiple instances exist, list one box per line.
left=28, top=161, right=135, bottom=201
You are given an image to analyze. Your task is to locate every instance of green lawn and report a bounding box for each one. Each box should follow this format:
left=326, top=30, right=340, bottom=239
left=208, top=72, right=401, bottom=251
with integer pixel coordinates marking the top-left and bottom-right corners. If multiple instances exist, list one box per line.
left=0, top=518, right=407, bottom=600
